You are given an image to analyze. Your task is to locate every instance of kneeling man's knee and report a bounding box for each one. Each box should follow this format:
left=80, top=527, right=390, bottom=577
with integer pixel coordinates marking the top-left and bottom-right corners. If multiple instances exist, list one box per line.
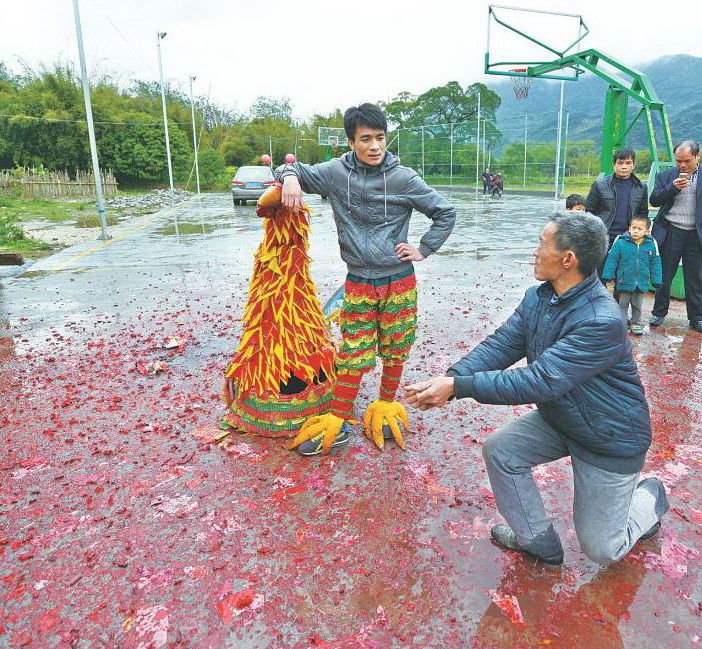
left=482, top=432, right=511, bottom=469
left=579, top=536, right=625, bottom=565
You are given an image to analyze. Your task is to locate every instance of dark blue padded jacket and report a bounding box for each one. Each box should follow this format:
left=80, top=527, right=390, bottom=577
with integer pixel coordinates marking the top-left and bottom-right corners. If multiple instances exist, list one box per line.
left=447, top=272, right=651, bottom=473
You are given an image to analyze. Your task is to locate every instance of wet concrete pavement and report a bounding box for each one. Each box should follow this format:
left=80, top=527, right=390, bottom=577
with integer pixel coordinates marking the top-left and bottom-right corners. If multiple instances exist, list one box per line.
left=1, top=193, right=700, bottom=648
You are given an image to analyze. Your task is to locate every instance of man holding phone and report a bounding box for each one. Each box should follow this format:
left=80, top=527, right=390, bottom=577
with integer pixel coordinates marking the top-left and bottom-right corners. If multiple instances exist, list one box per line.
left=649, top=140, right=702, bottom=331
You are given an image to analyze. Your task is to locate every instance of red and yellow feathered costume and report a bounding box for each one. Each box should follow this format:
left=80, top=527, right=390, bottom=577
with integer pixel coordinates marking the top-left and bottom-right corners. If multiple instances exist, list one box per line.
left=221, top=186, right=336, bottom=436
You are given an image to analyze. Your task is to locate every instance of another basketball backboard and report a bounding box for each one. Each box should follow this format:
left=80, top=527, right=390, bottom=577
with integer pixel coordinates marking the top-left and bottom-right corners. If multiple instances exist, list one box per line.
left=318, top=127, right=347, bottom=147
left=485, top=5, right=588, bottom=82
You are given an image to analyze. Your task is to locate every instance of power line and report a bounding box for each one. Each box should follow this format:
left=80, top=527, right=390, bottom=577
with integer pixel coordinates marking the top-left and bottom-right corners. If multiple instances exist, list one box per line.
left=88, top=0, right=158, bottom=77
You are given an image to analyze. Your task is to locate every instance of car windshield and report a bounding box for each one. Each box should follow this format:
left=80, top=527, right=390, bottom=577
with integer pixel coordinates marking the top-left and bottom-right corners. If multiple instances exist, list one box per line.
left=235, top=167, right=273, bottom=181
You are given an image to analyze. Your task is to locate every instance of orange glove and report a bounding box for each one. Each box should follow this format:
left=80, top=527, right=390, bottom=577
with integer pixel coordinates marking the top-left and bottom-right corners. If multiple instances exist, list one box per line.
left=363, top=400, right=409, bottom=450
left=289, top=413, right=345, bottom=455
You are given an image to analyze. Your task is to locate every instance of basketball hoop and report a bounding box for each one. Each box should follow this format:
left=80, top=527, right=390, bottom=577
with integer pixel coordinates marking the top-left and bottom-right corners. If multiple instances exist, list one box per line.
left=509, top=68, right=532, bottom=100
left=328, top=136, right=339, bottom=146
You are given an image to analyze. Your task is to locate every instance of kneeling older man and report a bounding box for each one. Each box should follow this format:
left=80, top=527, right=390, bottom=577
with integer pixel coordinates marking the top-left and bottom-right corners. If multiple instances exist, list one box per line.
left=405, top=212, right=668, bottom=565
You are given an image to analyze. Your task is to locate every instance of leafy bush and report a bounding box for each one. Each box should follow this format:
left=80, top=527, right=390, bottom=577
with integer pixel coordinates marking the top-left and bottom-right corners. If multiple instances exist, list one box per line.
left=0, top=212, right=28, bottom=243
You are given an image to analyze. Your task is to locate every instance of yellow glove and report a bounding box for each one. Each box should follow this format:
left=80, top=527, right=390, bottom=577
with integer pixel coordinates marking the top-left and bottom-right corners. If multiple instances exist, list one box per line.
left=363, top=400, right=409, bottom=450
left=289, top=413, right=345, bottom=455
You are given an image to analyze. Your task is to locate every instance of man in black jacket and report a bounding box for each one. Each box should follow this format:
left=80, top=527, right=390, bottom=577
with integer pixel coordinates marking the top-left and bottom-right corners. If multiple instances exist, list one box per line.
left=649, top=140, right=702, bottom=331
left=404, top=213, right=668, bottom=565
left=586, top=146, right=650, bottom=252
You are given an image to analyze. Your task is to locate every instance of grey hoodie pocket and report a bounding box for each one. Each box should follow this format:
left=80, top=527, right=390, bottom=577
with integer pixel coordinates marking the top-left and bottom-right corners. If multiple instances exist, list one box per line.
left=337, top=227, right=364, bottom=267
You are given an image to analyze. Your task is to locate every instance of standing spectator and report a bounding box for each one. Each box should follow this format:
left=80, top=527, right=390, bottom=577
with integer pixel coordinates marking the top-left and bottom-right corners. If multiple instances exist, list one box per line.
left=586, top=146, right=650, bottom=257
left=404, top=212, right=668, bottom=566
left=565, top=194, right=587, bottom=211
left=602, top=215, right=663, bottom=335
left=649, top=140, right=702, bottom=331
left=482, top=168, right=492, bottom=195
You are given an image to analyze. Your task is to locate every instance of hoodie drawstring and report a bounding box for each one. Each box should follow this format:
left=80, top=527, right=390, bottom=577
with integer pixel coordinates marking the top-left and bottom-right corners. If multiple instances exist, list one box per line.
left=383, top=172, right=387, bottom=221
left=347, top=169, right=352, bottom=212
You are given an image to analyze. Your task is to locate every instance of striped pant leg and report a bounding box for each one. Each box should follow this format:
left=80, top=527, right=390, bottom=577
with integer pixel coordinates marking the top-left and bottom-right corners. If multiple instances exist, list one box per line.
left=327, top=276, right=379, bottom=419
left=377, top=272, right=418, bottom=401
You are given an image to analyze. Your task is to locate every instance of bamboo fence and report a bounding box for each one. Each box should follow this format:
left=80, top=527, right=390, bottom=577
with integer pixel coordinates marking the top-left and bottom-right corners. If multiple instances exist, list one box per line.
left=0, top=168, right=118, bottom=199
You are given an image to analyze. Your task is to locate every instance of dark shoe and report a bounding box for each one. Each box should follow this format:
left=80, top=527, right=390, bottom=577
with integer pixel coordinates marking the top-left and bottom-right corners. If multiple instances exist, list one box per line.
left=297, top=421, right=352, bottom=456
left=637, top=477, right=670, bottom=519
left=639, top=521, right=661, bottom=541
left=490, top=524, right=564, bottom=565
left=690, top=321, right=702, bottom=333
left=649, top=315, right=665, bottom=327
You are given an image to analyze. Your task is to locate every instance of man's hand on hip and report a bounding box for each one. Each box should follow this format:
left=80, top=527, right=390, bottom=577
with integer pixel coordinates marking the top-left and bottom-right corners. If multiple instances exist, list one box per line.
left=282, top=176, right=303, bottom=209
left=404, top=376, right=454, bottom=411
left=395, top=243, right=425, bottom=262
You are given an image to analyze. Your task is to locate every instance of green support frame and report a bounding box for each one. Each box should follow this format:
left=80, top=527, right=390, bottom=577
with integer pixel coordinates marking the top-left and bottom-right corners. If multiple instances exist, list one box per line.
left=526, top=49, right=675, bottom=180
left=485, top=6, right=675, bottom=189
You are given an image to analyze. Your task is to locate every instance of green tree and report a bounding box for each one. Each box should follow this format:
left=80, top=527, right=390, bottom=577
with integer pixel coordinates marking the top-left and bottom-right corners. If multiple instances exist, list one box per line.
left=195, top=148, right=226, bottom=189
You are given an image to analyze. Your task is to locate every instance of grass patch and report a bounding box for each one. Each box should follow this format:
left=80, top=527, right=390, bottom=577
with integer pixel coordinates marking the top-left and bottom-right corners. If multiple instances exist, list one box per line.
left=0, top=212, right=51, bottom=255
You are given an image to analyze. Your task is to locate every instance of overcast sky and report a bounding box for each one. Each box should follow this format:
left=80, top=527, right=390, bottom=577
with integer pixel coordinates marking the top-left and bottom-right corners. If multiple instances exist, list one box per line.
left=3, top=0, right=701, bottom=118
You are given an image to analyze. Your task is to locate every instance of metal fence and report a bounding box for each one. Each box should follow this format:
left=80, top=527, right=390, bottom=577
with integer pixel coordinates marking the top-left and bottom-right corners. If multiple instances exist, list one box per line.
left=0, top=168, right=118, bottom=199
left=388, top=110, right=599, bottom=196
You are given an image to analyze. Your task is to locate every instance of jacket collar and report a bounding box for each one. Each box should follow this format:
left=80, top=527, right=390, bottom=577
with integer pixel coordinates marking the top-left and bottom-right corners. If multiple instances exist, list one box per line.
left=341, top=151, right=400, bottom=174
left=619, top=233, right=652, bottom=244
left=537, top=271, right=601, bottom=305
left=608, top=172, right=642, bottom=187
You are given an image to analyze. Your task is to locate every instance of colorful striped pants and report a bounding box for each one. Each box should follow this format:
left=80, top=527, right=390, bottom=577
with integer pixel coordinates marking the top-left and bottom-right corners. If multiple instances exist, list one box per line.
left=328, top=268, right=418, bottom=419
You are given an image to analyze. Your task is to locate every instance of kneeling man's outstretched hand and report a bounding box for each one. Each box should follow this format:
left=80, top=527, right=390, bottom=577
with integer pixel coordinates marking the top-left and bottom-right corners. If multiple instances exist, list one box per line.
left=404, top=376, right=455, bottom=411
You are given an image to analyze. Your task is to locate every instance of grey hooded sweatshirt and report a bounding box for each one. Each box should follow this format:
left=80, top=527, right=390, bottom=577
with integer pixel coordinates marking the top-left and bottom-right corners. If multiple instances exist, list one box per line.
left=275, top=151, right=456, bottom=279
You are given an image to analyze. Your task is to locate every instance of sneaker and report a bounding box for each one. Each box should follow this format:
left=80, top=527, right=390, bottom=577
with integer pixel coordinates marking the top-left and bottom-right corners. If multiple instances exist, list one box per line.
left=490, top=523, right=564, bottom=565
left=649, top=315, right=665, bottom=327
left=297, top=421, right=352, bottom=456
left=629, top=323, right=645, bottom=335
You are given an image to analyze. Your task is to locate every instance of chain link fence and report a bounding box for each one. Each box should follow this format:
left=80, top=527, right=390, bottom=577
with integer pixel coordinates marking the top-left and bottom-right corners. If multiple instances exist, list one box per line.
left=388, top=110, right=602, bottom=196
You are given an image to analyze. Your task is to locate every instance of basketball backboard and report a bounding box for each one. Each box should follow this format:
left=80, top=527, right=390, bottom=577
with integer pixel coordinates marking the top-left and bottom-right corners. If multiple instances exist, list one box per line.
left=485, top=5, right=588, bottom=81
left=318, top=127, right=347, bottom=147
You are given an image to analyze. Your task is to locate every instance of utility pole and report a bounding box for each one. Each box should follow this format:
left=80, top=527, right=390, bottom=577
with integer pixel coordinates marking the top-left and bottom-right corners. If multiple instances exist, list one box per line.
left=188, top=75, right=201, bottom=203
left=475, top=91, right=481, bottom=196
left=157, top=31, right=175, bottom=205
left=523, top=114, right=528, bottom=189
left=72, top=0, right=110, bottom=240
left=449, top=122, right=454, bottom=187
left=554, top=80, right=565, bottom=200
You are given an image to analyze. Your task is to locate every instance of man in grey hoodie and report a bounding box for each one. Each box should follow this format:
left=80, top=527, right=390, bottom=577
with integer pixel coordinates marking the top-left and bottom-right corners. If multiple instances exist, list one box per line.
left=278, top=103, right=456, bottom=456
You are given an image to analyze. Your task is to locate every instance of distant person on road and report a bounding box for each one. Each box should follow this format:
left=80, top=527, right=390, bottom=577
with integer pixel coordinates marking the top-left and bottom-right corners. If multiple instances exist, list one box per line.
left=586, top=146, right=649, bottom=267
left=565, top=194, right=587, bottom=211
left=490, top=172, right=503, bottom=198
left=648, top=140, right=702, bottom=332
left=276, top=103, right=456, bottom=456
left=404, top=212, right=668, bottom=566
left=602, top=215, right=663, bottom=335
left=482, top=168, right=492, bottom=195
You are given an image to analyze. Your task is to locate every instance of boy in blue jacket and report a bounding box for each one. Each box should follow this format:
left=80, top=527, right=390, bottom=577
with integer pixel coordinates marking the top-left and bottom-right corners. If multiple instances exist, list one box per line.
left=603, top=215, right=663, bottom=335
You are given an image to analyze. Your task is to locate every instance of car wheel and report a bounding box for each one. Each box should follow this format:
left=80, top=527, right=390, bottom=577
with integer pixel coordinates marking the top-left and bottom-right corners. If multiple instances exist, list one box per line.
left=240, top=200, right=246, bottom=206
left=233, top=198, right=240, bottom=206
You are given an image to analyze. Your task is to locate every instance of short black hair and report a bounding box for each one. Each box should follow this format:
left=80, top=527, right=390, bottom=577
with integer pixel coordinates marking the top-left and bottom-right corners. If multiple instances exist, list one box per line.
left=674, top=139, right=700, bottom=156
left=629, top=214, right=651, bottom=227
left=612, top=146, right=636, bottom=163
left=549, top=212, right=608, bottom=276
left=565, top=194, right=586, bottom=209
left=343, top=103, right=387, bottom=140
